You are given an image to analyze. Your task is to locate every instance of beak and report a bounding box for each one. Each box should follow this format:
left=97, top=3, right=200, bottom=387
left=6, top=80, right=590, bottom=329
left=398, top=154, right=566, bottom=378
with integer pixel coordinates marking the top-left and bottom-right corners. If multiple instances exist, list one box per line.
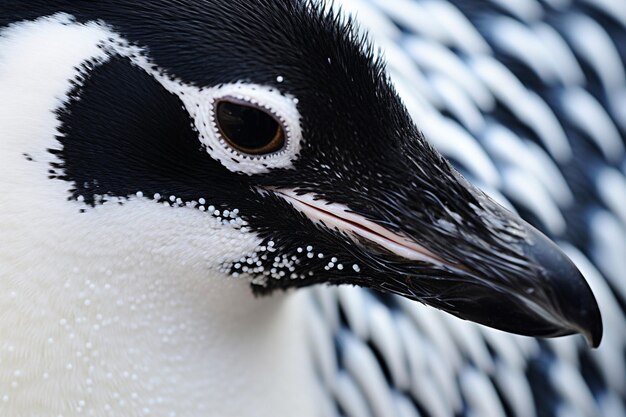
left=273, top=179, right=603, bottom=347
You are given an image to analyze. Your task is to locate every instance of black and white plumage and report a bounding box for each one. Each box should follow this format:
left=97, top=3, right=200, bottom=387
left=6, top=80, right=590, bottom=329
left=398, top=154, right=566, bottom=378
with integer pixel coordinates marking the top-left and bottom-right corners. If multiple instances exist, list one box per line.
left=0, top=1, right=623, bottom=417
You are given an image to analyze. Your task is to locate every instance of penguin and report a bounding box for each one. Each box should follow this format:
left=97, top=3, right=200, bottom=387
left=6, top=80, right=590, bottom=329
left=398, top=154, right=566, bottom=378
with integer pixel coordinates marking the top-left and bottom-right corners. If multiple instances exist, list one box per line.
left=0, top=1, right=604, bottom=416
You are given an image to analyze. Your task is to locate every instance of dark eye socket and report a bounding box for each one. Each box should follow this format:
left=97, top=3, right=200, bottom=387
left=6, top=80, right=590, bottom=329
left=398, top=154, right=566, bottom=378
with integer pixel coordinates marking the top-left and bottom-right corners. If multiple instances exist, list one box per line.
left=215, top=99, right=285, bottom=155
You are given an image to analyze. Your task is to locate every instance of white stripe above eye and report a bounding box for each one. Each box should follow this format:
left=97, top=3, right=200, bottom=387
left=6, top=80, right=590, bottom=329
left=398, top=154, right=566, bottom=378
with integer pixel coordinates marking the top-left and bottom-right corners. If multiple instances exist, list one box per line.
left=93, top=32, right=306, bottom=176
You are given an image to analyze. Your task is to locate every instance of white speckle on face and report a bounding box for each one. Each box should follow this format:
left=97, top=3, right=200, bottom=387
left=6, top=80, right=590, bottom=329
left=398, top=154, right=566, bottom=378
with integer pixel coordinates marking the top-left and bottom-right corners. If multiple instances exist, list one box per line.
left=276, top=75, right=284, bottom=83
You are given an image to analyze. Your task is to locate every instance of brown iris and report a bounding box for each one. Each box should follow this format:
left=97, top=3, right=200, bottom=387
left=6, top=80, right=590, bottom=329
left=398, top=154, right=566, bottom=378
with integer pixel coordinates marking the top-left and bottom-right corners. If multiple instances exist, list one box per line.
left=215, top=99, right=285, bottom=155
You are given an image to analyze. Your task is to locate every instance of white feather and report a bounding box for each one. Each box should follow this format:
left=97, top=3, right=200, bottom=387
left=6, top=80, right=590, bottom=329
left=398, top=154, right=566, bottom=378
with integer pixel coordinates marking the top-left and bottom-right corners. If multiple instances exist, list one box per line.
left=478, top=327, right=526, bottom=370
left=370, top=0, right=449, bottom=42
left=590, top=211, right=626, bottom=313
left=532, top=22, right=585, bottom=85
left=334, top=372, right=373, bottom=417
left=580, top=0, right=626, bottom=29
left=595, top=167, right=626, bottom=228
left=500, top=167, right=567, bottom=235
left=394, top=393, right=422, bottom=417
left=418, top=115, right=501, bottom=187
left=368, top=301, right=411, bottom=390
left=334, top=0, right=402, bottom=41
left=470, top=55, right=572, bottom=161
left=307, top=292, right=339, bottom=390
left=313, top=286, right=341, bottom=332
left=560, top=88, right=625, bottom=162
left=487, top=0, right=543, bottom=22
left=411, top=371, right=454, bottom=417
left=420, top=0, right=492, bottom=54
left=609, top=87, right=626, bottom=132
left=396, top=314, right=461, bottom=415
left=549, top=360, right=600, bottom=417
left=397, top=300, right=463, bottom=373
left=482, top=123, right=574, bottom=207
left=337, top=286, right=370, bottom=339
left=487, top=16, right=558, bottom=83
left=441, top=316, right=495, bottom=374
left=493, top=361, right=537, bottom=417
left=460, top=367, right=507, bottom=417
left=524, top=140, right=575, bottom=206
left=563, top=14, right=625, bottom=90
left=597, top=392, right=626, bottom=417
left=428, top=73, right=486, bottom=134
left=384, top=40, right=443, bottom=106
left=340, top=331, right=398, bottom=417
left=405, top=37, right=495, bottom=111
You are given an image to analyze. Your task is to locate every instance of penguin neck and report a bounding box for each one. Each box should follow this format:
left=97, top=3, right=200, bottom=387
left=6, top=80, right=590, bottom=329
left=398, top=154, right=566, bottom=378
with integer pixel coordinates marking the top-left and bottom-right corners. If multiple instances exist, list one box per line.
left=0, top=247, right=320, bottom=416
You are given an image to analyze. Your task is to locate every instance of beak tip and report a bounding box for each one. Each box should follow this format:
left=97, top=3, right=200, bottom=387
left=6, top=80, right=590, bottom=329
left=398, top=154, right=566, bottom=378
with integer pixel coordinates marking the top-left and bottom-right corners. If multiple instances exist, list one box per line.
left=585, top=317, right=603, bottom=348
left=577, top=295, right=603, bottom=348
left=523, top=227, right=604, bottom=348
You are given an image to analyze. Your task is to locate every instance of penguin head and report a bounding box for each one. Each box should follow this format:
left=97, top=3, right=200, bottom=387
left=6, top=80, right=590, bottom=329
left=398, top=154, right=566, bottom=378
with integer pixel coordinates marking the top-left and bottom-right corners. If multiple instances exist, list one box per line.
left=1, top=0, right=602, bottom=345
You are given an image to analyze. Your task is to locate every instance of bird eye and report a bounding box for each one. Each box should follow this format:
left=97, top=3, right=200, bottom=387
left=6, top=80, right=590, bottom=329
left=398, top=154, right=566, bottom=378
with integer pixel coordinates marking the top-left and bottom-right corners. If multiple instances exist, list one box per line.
left=215, top=99, right=285, bottom=155
left=191, top=83, right=302, bottom=174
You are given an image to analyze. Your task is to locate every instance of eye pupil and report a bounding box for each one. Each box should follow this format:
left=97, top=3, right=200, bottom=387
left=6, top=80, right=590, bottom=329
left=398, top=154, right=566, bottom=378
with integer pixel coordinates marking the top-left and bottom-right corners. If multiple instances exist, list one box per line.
left=216, top=100, right=284, bottom=154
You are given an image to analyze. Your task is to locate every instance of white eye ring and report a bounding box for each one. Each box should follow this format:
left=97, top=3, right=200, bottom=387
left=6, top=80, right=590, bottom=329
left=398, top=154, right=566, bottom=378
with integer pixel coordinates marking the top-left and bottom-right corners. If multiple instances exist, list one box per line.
left=189, top=83, right=303, bottom=175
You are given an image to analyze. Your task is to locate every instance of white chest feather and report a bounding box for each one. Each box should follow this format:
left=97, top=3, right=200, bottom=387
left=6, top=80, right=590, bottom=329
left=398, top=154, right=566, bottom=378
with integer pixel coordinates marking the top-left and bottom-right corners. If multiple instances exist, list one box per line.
left=0, top=15, right=320, bottom=417
left=0, top=257, right=319, bottom=417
